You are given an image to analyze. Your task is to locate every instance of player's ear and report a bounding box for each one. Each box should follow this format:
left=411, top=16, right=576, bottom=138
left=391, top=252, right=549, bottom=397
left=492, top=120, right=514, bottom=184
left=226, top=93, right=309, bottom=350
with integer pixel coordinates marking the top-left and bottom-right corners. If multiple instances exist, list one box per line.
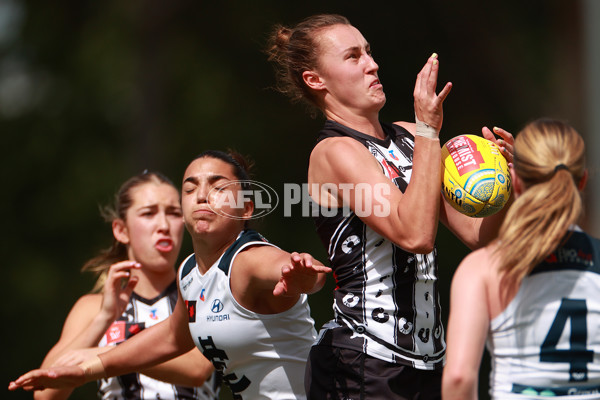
left=113, top=219, right=130, bottom=244
left=242, top=198, right=254, bottom=220
left=510, top=165, right=524, bottom=197
left=303, top=70, right=325, bottom=91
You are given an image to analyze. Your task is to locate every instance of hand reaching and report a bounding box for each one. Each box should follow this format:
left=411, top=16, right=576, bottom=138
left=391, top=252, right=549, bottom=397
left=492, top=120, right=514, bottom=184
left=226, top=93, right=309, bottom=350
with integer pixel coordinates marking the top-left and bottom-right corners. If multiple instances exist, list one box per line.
left=273, top=252, right=332, bottom=297
left=482, top=126, right=514, bottom=166
left=413, top=53, right=453, bottom=132
left=100, top=260, right=141, bottom=322
left=8, top=365, right=86, bottom=392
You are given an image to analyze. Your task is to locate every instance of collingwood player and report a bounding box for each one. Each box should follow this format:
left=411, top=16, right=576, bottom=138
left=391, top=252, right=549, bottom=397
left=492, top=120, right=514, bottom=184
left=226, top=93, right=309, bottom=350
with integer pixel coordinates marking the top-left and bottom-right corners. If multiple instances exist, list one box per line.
left=266, top=13, right=513, bottom=400
left=32, top=171, right=217, bottom=400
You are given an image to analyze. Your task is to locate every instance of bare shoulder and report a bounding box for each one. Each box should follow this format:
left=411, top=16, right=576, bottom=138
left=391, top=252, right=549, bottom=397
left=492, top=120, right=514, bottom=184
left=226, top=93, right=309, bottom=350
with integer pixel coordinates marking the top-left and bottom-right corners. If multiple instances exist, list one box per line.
left=392, top=121, right=416, bottom=136
left=70, top=293, right=102, bottom=314
left=310, top=136, right=370, bottom=165
left=454, top=245, right=497, bottom=282
left=309, top=136, right=384, bottom=182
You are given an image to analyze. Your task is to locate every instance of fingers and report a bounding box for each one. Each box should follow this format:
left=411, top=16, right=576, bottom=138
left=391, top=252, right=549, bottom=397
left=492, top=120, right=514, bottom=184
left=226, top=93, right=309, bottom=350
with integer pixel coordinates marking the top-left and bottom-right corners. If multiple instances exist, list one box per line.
left=414, top=53, right=452, bottom=130
left=289, top=252, right=313, bottom=269
left=9, top=369, right=44, bottom=390
left=105, top=261, right=141, bottom=288
left=482, top=126, right=514, bottom=164
left=414, top=53, right=436, bottom=99
left=313, top=265, right=333, bottom=273
left=426, top=54, right=440, bottom=95
left=436, top=81, right=453, bottom=104
left=285, top=254, right=332, bottom=276
left=108, top=261, right=142, bottom=277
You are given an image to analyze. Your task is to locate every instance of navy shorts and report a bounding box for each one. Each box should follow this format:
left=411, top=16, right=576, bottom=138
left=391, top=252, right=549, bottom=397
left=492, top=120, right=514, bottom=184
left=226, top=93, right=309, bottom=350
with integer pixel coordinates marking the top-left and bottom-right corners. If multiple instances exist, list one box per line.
left=305, top=345, right=442, bottom=400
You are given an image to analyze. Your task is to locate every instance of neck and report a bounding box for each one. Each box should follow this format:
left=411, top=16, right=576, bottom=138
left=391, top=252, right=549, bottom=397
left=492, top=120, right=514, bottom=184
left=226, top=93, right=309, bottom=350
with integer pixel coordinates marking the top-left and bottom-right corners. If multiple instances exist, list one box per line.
left=191, top=230, right=240, bottom=274
left=324, top=109, right=384, bottom=139
left=131, top=266, right=176, bottom=299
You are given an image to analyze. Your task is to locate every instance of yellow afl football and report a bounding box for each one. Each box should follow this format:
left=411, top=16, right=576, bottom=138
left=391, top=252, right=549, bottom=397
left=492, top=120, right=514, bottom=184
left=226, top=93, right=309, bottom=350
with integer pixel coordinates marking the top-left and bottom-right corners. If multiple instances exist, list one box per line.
left=441, top=134, right=511, bottom=217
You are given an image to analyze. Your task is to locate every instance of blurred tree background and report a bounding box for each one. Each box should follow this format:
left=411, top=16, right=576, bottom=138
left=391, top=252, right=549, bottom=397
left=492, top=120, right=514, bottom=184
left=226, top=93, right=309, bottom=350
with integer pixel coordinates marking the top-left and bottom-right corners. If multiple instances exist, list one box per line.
left=3, top=1, right=597, bottom=399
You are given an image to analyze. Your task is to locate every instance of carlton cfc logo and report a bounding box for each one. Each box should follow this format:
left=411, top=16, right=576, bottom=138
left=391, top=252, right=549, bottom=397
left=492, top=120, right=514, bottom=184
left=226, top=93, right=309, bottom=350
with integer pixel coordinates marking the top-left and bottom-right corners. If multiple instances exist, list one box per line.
left=211, top=299, right=224, bottom=313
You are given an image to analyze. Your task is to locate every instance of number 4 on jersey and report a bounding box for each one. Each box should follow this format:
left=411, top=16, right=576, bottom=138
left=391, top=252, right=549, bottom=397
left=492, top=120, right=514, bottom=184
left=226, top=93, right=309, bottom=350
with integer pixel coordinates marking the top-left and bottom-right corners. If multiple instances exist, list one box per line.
left=540, top=298, right=594, bottom=382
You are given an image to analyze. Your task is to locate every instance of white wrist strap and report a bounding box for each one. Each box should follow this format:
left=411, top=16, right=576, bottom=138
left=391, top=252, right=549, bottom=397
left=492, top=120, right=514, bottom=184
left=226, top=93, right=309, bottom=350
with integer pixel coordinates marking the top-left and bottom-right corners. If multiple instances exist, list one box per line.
left=415, top=119, right=439, bottom=140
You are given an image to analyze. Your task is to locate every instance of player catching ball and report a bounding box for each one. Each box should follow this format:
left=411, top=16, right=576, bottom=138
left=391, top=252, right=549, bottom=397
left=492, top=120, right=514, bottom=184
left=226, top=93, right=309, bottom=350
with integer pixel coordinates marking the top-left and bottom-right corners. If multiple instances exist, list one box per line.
left=267, top=13, right=514, bottom=400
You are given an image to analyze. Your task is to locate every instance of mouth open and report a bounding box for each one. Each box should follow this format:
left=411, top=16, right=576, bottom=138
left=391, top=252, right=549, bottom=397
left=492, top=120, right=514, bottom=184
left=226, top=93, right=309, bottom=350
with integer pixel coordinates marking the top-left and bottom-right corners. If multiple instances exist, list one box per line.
left=156, top=239, right=174, bottom=252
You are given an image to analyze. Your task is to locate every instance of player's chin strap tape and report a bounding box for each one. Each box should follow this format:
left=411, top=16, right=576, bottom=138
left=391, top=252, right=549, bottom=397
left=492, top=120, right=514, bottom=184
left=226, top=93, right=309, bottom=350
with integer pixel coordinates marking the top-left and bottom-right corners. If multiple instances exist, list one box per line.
left=80, top=355, right=107, bottom=381
left=415, top=117, right=439, bottom=140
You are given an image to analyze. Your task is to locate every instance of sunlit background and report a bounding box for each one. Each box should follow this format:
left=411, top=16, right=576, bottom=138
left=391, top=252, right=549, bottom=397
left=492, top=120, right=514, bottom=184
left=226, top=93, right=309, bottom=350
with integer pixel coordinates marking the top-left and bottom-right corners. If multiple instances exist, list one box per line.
left=3, top=1, right=599, bottom=399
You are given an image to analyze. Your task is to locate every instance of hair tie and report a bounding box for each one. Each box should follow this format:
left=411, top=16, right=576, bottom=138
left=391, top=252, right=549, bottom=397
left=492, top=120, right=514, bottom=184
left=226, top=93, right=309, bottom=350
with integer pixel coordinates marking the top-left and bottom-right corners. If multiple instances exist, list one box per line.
left=554, top=164, right=569, bottom=173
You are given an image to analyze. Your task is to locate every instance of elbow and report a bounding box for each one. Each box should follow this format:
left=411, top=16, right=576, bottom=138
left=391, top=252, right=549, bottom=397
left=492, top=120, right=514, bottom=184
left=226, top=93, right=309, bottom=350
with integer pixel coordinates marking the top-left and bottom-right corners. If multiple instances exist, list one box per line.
left=412, top=241, right=435, bottom=255
left=197, top=366, right=216, bottom=386
left=396, top=235, right=436, bottom=254
left=442, top=369, right=477, bottom=400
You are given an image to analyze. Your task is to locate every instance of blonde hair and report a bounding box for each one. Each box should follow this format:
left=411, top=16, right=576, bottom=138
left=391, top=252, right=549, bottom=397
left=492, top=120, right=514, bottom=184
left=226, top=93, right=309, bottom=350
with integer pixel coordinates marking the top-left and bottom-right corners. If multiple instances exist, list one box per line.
left=494, top=118, right=586, bottom=293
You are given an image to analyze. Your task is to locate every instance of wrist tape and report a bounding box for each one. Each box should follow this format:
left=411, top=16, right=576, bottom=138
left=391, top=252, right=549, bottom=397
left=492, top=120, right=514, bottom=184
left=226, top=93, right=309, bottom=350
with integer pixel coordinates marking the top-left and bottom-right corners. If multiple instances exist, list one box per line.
left=79, top=355, right=107, bottom=380
left=415, top=119, right=439, bottom=140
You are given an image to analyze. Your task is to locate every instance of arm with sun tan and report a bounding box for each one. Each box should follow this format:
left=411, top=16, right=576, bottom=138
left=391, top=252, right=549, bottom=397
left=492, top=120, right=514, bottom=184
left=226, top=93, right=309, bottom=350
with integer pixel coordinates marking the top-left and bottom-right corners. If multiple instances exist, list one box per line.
left=41, top=261, right=141, bottom=368
left=10, top=288, right=197, bottom=393
left=442, top=248, right=492, bottom=400
left=229, top=245, right=331, bottom=314
left=310, top=133, right=442, bottom=254
left=32, top=261, right=141, bottom=400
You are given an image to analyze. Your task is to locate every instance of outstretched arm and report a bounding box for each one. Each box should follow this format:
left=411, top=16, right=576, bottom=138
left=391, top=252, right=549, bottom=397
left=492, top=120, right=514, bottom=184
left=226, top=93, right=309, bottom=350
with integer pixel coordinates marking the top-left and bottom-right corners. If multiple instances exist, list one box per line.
left=31, top=261, right=141, bottom=400
left=10, top=287, right=196, bottom=392
left=230, top=245, right=330, bottom=314
left=273, top=251, right=332, bottom=297
left=138, top=348, right=214, bottom=387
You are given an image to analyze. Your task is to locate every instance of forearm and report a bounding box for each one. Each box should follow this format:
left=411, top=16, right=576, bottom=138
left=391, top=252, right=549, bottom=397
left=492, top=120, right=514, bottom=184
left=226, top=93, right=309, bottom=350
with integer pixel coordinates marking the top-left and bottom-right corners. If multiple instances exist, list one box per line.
left=100, top=318, right=192, bottom=378
left=49, top=313, right=113, bottom=364
left=139, top=349, right=214, bottom=387
left=394, top=136, right=441, bottom=250
left=441, top=373, right=478, bottom=400
left=33, top=387, right=74, bottom=400
left=444, top=193, right=512, bottom=250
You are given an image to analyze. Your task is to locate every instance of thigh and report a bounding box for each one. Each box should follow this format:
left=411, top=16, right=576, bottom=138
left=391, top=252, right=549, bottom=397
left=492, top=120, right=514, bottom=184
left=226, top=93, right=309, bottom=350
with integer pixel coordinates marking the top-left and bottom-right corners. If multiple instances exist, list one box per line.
left=305, top=345, right=365, bottom=400
left=364, top=357, right=442, bottom=400
left=305, top=345, right=441, bottom=400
